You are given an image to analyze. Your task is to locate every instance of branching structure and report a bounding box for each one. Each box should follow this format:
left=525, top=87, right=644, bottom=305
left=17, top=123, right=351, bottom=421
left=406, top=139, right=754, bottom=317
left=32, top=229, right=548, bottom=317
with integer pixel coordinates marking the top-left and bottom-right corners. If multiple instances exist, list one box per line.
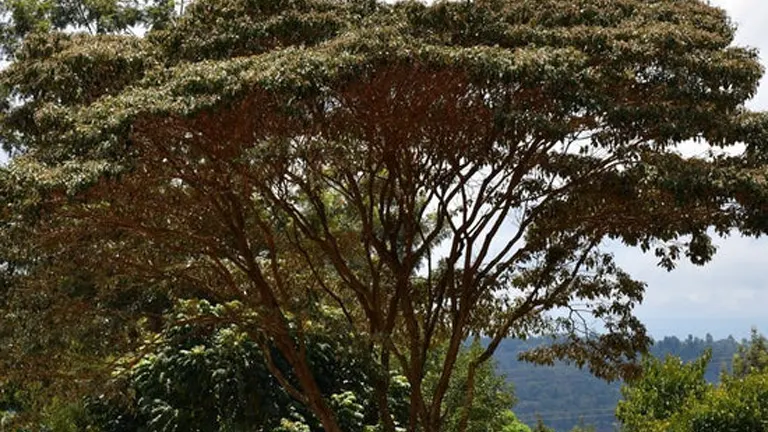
left=2, top=0, right=768, bottom=431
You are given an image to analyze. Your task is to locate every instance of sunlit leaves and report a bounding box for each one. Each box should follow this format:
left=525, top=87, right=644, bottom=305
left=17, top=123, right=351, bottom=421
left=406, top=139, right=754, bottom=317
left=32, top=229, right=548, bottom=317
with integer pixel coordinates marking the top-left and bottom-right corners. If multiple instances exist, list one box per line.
left=617, top=333, right=768, bottom=432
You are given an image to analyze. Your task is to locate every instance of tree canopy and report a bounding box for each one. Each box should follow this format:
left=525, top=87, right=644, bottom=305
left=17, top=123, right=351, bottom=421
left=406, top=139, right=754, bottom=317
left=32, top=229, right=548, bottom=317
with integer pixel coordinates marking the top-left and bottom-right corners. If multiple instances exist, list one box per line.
left=616, top=351, right=712, bottom=431
left=732, top=328, right=768, bottom=378
left=2, top=0, right=768, bottom=431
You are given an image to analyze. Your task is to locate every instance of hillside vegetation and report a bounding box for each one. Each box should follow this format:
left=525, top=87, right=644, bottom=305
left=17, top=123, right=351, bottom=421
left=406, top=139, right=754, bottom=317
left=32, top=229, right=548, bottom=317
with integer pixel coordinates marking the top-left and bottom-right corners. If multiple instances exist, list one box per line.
left=495, top=334, right=745, bottom=431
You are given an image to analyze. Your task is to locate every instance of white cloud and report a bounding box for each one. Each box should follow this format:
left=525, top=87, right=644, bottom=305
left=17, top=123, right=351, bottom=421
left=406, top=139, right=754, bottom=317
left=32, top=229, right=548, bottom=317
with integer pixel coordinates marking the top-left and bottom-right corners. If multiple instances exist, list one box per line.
left=618, top=0, right=768, bottom=339
left=711, top=0, right=768, bottom=109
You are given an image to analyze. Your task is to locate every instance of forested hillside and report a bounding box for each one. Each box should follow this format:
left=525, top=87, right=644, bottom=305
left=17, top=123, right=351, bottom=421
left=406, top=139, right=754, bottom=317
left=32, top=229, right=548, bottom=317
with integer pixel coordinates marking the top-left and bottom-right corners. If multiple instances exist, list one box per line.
left=497, top=334, right=744, bottom=431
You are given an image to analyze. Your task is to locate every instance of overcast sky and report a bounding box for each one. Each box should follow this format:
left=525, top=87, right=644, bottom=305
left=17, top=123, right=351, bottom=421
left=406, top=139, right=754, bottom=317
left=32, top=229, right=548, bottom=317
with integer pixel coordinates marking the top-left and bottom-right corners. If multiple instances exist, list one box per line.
left=615, top=0, right=768, bottom=340
left=1, top=1, right=767, bottom=339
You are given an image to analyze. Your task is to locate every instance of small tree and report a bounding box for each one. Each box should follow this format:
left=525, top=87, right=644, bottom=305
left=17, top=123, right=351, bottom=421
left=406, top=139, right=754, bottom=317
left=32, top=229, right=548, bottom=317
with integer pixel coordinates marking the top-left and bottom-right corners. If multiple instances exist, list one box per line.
left=676, top=370, right=768, bottom=432
left=618, top=339, right=768, bottom=432
left=732, top=328, right=768, bottom=378
left=616, top=352, right=712, bottom=432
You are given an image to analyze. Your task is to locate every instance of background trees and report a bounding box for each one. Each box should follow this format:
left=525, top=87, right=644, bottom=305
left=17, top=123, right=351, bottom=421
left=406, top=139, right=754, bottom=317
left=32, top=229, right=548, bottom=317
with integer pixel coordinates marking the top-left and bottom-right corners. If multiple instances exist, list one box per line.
left=617, top=329, right=768, bottom=432
left=1, top=301, right=533, bottom=432
left=2, top=0, right=768, bottom=430
left=732, top=328, right=768, bottom=378
left=616, top=351, right=712, bottom=432
left=496, top=334, right=744, bottom=431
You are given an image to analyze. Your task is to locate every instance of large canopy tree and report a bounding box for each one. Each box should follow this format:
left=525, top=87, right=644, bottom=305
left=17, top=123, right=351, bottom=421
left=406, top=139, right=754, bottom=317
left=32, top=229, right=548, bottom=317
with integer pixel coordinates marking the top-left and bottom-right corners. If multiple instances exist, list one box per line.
left=2, top=0, right=768, bottom=431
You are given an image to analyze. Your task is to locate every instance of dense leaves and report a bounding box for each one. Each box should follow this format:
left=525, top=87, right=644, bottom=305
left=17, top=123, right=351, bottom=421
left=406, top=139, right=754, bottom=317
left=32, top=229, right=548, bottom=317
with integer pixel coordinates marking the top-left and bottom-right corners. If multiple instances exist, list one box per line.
left=617, top=330, right=768, bottom=432
left=732, top=328, right=768, bottom=378
left=616, top=351, right=712, bottom=431
left=0, top=0, right=174, bottom=58
left=87, top=300, right=408, bottom=432
left=1, top=302, right=537, bottom=432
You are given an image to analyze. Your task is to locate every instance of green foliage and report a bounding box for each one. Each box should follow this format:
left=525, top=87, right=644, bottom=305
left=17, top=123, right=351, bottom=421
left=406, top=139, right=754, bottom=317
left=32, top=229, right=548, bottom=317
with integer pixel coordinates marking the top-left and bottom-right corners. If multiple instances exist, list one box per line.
left=38, top=399, right=96, bottom=432
left=531, top=418, right=555, bottom=432
left=18, top=303, right=530, bottom=432
left=426, top=339, right=521, bottom=432
left=617, top=330, right=768, bottom=432
left=616, top=351, right=712, bottom=431
left=670, top=370, right=768, bottom=432
left=0, top=0, right=175, bottom=57
left=86, top=300, right=401, bottom=432
left=732, top=328, right=768, bottom=378
left=499, top=411, right=532, bottom=432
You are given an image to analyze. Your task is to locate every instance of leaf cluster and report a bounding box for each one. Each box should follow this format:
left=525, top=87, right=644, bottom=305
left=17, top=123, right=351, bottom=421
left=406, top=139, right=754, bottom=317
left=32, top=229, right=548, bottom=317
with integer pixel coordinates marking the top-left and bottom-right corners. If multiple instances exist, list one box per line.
left=617, top=330, right=768, bottom=432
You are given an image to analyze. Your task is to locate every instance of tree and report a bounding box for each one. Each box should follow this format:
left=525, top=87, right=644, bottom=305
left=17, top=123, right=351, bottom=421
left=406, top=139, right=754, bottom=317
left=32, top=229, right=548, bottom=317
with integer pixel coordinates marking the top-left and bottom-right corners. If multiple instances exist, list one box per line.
left=2, top=0, right=768, bottom=431
left=427, top=339, right=524, bottom=432
left=615, top=352, right=712, bottom=432
left=6, top=302, right=530, bottom=432
left=80, top=300, right=409, bottom=432
left=531, top=418, right=554, bottom=432
left=732, top=327, right=768, bottom=378
left=0, top=0, right=175, bottom=59
left=500, top=411, right=532, bottom=432
left=673, top=369, right=768, bottom=432
left=617, top=334, right=768, bottom=432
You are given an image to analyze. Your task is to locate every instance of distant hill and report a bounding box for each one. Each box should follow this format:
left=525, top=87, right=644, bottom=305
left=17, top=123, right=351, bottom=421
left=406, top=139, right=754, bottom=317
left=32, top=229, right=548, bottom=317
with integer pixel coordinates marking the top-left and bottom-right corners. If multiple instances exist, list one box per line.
left=494, top=334, right=742, bottom=432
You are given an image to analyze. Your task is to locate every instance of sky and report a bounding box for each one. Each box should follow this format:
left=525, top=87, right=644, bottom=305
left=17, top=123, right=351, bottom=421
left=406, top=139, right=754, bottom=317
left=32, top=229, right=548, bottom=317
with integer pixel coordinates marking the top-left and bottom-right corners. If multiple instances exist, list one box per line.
left=611, top=0, right=768, bottom=340
left=1, top=1, right=767, bottom=339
